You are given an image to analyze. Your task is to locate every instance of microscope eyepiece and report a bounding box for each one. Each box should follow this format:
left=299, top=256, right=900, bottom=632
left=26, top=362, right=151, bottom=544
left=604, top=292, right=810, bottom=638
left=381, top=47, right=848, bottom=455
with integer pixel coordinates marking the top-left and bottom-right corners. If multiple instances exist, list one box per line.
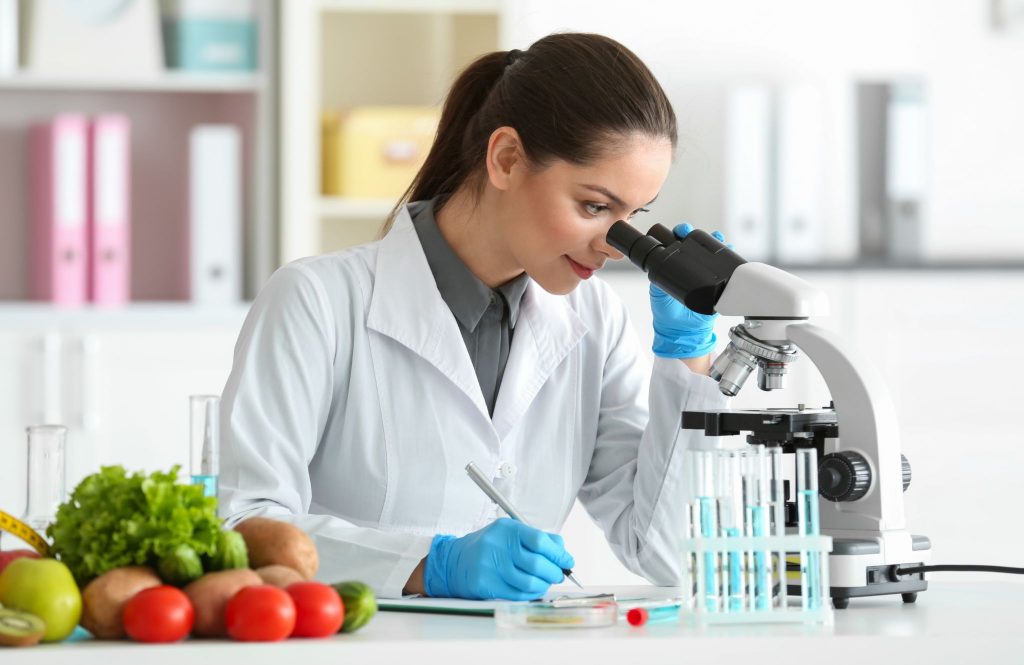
left=606, top=220, right=746, bottom=315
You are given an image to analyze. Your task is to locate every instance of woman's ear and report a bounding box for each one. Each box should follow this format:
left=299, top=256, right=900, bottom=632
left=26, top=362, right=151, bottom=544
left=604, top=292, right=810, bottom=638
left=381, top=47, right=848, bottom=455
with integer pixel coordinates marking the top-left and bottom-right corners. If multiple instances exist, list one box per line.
left=485, top=126, right=524, bottom=191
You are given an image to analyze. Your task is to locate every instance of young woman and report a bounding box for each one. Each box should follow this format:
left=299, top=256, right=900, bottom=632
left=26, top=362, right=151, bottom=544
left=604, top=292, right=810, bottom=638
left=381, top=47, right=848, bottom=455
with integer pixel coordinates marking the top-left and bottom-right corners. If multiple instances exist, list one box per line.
left=219, top=32, right=729, bottom=600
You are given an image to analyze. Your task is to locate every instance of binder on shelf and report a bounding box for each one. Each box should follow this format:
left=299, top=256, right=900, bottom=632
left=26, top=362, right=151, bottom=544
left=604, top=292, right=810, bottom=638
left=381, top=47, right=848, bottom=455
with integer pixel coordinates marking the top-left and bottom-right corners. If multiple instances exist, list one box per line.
left=774, top=85, right=826, bottom=265
left=29, top=114, right=88, bottom=305
left=189, top=125, right=241, bottom=305
left=0, top=0, right=17, bottom=75
left=723, top=86, right=773, bottom=262
left=885, top=81, right=927, bottom=262
left=87, top=114, right=131, bottom=306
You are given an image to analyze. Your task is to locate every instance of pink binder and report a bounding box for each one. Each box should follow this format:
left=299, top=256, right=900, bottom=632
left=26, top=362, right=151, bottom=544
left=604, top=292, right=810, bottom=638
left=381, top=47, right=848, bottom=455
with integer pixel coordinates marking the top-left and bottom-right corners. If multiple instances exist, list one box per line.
left=29, top=114, right=88, bottom=305
left=87, top=115, right=131, bottom=305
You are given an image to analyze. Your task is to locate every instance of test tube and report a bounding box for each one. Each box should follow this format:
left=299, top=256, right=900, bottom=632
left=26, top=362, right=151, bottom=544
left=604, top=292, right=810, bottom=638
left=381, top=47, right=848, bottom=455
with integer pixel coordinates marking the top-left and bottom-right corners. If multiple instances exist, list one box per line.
left=189, top=395, right=220, bottom=499
left=796, top=447, right=822, bottom=610
left=767, top=446, right=788, bottom=610
left=750, top=446, right=772, bottom=609
left=22, top=425, right=67, bottom=535
left=694, top=450, right=720, bottom=612
left=682, top=502, right=695, bottom=610
left=717, top=450, right=744, bottom=611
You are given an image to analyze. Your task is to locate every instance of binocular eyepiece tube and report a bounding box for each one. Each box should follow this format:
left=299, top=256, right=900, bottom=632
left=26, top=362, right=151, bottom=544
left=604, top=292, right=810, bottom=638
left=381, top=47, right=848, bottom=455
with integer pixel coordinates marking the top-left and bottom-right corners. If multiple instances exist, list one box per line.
left=606, top=221, right=797, bottom=396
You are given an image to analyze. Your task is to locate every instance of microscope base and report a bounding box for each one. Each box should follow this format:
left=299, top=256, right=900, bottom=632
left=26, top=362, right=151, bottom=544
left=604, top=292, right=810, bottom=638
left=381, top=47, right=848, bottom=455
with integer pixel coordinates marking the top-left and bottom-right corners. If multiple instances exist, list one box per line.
left=789, top=535, right=931, bottom=609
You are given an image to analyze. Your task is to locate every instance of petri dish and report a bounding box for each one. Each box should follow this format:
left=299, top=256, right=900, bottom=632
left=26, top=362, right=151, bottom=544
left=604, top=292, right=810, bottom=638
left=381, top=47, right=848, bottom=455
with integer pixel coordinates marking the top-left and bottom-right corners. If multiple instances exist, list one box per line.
left=494, top=601, right=619, bottom=629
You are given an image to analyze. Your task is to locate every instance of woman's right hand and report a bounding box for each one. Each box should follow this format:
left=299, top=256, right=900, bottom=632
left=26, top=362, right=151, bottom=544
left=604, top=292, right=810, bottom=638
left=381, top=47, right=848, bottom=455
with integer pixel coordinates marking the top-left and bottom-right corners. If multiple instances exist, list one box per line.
left=423, top=518, right=575, bottom=600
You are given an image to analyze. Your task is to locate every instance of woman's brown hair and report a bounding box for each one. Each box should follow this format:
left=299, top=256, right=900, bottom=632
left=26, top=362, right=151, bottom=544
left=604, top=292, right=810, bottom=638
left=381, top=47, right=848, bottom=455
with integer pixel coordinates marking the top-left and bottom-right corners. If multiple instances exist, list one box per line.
left=381, top=32, right=677, bottom=235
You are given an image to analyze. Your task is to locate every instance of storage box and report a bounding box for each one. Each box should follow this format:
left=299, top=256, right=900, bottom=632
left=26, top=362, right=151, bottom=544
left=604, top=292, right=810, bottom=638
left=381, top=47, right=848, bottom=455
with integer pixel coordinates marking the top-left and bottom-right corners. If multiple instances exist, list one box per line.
left=322, top=106, right=441, bottom=199
left=163, top=18, right=257, bottom=71
left=162, top=0, right=257, bottom=71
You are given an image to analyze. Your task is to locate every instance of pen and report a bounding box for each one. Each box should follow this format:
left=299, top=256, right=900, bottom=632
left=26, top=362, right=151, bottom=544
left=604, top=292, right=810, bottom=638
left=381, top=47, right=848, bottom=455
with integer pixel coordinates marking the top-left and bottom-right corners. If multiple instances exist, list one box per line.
left=465, top=462, right=584, bottom=589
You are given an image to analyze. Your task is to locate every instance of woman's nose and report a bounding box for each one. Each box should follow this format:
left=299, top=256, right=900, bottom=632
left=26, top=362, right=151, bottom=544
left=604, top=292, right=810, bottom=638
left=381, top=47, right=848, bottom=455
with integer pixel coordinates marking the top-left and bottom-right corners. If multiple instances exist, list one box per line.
left=595, top=223, right=626, bottom=261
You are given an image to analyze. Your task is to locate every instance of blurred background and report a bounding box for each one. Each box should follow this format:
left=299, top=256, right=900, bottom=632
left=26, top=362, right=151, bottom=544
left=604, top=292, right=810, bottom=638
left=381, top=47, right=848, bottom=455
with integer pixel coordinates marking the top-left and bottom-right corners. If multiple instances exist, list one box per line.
left=1, top=0, right=1022, bottom=582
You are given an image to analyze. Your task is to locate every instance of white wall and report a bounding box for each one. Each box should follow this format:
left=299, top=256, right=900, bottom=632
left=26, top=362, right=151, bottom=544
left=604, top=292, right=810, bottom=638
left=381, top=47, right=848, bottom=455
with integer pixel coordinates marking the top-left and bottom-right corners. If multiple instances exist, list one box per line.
left=502, top=0, right=1024, bottom=261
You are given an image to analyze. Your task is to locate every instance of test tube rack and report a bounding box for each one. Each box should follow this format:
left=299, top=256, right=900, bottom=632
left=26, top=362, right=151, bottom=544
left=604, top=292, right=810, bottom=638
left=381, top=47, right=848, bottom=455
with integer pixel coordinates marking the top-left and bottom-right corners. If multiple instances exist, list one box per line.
left=680, top=533, right=833, bottom=624
left=679, top=446, right=833, bottom=625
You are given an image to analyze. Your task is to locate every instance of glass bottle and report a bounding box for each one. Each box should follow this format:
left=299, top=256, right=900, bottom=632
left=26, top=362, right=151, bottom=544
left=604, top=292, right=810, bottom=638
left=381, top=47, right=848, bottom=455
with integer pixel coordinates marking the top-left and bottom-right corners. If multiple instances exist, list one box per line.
left=23, top=425, right=68, bottom=535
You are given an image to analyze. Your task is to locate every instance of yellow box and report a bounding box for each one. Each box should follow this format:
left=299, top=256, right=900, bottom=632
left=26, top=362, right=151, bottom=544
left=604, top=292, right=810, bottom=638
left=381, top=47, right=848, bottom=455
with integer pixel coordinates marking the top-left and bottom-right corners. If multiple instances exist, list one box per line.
left=321, top=106, right=441, bottom=199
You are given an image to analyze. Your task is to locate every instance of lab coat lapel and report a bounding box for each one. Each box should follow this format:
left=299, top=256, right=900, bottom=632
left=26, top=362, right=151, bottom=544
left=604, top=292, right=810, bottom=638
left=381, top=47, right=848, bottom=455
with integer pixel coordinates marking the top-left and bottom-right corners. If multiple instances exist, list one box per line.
left=366, top=209, right=491, bottom=421
left=491, top=280, right=589, bottom=442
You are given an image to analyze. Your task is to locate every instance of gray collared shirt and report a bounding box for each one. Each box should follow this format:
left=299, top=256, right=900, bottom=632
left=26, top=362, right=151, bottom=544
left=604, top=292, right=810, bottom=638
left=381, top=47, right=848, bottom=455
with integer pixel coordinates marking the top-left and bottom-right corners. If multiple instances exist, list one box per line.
left=410, top=199, right=529, bottom=416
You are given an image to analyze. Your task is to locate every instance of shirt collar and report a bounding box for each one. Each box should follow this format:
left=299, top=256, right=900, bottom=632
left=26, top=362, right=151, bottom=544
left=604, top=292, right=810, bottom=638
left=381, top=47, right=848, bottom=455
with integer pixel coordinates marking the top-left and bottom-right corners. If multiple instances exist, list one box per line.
left=410, top=198, right=529, bottom=332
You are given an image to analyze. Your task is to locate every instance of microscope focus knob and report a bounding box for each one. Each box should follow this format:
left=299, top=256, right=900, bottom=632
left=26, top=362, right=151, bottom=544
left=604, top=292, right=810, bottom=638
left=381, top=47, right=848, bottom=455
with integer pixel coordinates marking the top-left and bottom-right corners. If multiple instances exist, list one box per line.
left=819, top=452, right=871, bottom=502
left=902, top=454, right=911, bottom=492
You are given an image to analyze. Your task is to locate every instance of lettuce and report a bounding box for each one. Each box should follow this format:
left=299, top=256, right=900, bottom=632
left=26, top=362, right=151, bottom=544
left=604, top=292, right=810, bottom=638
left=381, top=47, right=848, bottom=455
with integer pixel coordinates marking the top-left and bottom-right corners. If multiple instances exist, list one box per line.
left=47, top=465, right=222, bottom=586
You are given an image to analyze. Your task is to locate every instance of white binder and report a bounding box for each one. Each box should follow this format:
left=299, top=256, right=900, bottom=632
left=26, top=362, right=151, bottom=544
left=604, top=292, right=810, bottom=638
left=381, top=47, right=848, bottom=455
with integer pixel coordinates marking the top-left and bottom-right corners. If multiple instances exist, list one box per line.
left=774, top=85, right=826, bottom=265
left=723, top=86, right=773, bottom=261
left=0, top=0, right=17, bottom=75
left=189, top=125, right=241, bottom=305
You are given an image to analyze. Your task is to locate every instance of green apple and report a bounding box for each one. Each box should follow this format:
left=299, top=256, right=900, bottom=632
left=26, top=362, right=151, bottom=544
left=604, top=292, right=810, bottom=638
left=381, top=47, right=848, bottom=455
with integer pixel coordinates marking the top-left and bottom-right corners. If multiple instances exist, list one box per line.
left=0, top=558, right=82, bottom=642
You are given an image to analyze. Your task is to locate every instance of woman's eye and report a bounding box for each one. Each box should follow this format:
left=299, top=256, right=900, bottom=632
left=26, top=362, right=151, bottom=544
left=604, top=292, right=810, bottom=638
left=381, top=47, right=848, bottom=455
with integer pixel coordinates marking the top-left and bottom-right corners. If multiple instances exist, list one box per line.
left=627, top=207, right=651, bottom=220
left=584, top=202, right=609, bottom=216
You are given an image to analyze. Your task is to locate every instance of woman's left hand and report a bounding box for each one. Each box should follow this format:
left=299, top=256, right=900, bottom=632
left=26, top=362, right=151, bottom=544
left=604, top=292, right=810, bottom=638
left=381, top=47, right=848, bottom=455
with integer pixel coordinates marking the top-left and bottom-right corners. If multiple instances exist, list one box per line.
left=649, top=223, right=728, bottom=359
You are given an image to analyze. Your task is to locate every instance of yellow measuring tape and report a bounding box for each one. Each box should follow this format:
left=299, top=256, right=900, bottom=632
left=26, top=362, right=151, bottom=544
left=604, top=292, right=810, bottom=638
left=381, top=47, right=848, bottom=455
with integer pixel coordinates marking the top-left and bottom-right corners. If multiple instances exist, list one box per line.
left=0, top=510, right=51, bottom=556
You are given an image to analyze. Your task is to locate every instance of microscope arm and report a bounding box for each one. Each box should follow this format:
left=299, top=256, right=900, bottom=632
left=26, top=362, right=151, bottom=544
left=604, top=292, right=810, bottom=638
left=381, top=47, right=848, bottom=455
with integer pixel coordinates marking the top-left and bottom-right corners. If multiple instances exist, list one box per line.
left=785, top=322, right=907, bottom=534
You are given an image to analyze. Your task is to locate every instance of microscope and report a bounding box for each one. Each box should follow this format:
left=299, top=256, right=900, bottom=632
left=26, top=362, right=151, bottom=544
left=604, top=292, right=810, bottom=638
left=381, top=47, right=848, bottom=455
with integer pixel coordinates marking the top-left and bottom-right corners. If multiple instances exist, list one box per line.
left=607, top=222, right=930, bottom=609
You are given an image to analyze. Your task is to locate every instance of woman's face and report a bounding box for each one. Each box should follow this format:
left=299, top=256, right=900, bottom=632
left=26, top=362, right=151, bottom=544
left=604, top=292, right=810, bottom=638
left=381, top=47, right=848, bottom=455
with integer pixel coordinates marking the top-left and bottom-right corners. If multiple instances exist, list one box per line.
left=498, top=133, right=673, bottom=295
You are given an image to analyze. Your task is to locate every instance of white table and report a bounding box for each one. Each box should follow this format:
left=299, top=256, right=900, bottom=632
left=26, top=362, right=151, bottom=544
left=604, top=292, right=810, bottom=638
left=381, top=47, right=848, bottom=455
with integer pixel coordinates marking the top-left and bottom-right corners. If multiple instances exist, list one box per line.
left=11, top=582, right=1023, bottom=664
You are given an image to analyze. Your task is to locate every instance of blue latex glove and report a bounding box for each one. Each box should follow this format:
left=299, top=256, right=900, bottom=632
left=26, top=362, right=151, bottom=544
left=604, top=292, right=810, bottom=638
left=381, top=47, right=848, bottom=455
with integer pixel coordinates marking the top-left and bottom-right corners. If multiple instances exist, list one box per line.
left=423, top=518, right=575, bottom=600
left=650, top=223, right=728, bottom=359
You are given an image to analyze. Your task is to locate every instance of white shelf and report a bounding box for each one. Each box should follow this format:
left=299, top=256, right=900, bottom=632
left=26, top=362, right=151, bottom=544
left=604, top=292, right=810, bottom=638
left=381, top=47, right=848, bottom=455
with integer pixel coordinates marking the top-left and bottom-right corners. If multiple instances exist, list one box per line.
left=318, top=0, right=500, bottom=13
left=0, top=71, right=266, bottom=93
left=319, top=196, right=397, bottom=219
left=0, top=302, right=251, bottom=332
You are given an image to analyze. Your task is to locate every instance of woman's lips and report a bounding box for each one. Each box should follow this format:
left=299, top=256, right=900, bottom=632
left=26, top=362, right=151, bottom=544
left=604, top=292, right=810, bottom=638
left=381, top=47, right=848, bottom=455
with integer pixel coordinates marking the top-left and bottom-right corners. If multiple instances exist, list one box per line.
left=567, top=257, right=595, bottom=279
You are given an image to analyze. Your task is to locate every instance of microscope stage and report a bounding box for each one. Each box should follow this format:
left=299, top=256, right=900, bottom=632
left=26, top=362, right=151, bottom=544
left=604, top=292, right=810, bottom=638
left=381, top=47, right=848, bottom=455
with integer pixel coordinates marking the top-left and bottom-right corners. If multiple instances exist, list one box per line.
left=682, top=407, right=839, bottom=441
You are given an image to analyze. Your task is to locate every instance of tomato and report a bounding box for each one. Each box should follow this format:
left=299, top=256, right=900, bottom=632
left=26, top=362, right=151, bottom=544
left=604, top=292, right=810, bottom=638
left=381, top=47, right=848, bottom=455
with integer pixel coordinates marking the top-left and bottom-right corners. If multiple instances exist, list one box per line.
left=122, top=585, right=194, bottom=643
left=226, top=585, right=296, bottom=642
left=286, top=582, right=344, bottom=638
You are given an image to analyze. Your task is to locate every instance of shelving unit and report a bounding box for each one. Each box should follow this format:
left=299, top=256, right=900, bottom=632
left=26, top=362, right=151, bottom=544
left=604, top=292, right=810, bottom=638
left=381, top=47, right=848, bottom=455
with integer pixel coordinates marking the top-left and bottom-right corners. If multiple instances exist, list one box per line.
left=0, top=0, right=277, bottom=303
left=0, top=72, right=267, bottom=93
left=0, top=1, right=276, bottom=514
left=279, top=0, right=503, bottom=262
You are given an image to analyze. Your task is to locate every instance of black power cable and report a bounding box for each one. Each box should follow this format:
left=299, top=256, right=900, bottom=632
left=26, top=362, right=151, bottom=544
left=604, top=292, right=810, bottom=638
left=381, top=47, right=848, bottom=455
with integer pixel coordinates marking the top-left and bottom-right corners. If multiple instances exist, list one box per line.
left=895, top=564, right=1024, bottom=576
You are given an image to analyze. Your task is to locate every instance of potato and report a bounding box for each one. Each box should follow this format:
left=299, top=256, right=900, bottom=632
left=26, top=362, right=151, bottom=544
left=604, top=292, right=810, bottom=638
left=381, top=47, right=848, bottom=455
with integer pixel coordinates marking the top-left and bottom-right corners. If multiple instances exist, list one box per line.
left=183, top=569, right=262, bottom=637
left=255, top=564, right=305, bottom=588
left=80, top=566, right=162, bottom=639
left=234, top=518, right=319, bottom=580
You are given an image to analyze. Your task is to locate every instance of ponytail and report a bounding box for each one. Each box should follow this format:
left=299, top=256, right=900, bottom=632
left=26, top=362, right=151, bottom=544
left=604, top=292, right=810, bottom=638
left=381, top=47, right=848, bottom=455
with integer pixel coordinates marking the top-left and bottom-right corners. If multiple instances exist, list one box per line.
left=381, top=50, right=508, bottom=236
left=381, top=34, right=676, bottom=237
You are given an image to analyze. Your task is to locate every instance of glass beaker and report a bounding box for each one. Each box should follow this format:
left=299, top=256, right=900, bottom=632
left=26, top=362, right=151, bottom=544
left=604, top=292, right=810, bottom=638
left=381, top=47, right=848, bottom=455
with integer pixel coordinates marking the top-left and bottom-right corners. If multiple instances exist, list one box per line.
left=23, top=425, right=68, bottom=535
left=189, top=395, right=220, bottom=499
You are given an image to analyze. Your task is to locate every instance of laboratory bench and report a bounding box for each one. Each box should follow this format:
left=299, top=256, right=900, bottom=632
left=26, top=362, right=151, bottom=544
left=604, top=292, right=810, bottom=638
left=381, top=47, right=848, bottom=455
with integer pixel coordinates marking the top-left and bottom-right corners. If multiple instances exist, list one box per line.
left=10, top=582, right=1023, bottom=664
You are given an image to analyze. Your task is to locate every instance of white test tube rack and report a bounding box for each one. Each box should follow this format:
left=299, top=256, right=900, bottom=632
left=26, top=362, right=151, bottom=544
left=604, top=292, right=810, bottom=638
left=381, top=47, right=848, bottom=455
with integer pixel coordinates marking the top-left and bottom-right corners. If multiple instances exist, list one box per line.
left=680, top=533, right=833, bottom=625
left=680, top=446, right=834, bottom=625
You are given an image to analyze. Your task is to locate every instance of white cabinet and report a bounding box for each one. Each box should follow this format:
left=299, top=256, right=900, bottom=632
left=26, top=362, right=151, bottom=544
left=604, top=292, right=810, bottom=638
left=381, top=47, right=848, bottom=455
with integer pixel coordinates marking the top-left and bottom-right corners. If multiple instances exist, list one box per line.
left=0, top=307, right=246, bottom=516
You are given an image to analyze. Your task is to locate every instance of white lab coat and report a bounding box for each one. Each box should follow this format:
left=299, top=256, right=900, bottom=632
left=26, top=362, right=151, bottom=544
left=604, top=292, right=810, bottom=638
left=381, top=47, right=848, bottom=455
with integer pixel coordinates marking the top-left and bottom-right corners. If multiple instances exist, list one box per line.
left=219, top=205, right=727, bottom=598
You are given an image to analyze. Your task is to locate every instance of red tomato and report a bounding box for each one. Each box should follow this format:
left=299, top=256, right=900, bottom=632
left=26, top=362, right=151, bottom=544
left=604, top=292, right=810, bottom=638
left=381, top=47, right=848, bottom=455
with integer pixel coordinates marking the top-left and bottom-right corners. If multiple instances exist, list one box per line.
left=226, top=585, right=296, bottom=642
left=286, top=582, right=344, bottom=638
left=122, top=585, right=195, bottom=643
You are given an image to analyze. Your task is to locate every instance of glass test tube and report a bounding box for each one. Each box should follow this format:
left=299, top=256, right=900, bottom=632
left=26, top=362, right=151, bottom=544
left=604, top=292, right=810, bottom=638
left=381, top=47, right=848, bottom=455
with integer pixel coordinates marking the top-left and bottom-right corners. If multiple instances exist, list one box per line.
left=694, top=450, right=720, bottom=612
left=23, top=425, right=68, bottom=535
left=796, top=448, right=822, bottom=610
left=189, top=395, right=220, bottom=499
left=750, top=446, right=772, bottom=609
left=682, top=502, right=695, bottom=610
left=768, top=446, right=788, bottom=609
left=717, top=450, right=745, bottom=611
